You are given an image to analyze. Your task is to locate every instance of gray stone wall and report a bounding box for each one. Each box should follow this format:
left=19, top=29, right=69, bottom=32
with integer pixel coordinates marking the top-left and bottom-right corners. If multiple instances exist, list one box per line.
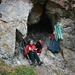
left=61, top=19, right=75, bottom=50
left=0, top=0, right=75, bottom=67
left=0, top=0, right=33, bottom=59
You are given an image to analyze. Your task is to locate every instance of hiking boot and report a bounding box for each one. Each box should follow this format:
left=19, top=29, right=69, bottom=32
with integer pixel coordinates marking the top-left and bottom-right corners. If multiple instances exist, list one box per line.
left=38, top=61, right=43, bottom=66
left=32, top=62, right=36, bottom=66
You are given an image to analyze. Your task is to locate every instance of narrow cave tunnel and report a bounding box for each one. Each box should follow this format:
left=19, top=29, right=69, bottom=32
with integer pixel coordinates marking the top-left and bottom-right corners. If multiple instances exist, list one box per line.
left=28, top=13, right=53, bottom=34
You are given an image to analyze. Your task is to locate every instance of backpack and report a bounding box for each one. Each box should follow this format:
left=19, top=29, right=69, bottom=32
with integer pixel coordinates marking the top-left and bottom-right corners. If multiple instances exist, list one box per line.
left=35, top=40, right=43, bottom=53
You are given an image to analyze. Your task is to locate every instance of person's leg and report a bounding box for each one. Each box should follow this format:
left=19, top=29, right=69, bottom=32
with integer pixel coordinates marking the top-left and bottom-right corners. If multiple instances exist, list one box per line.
left=33, top=51, right=43, bottom=65
left=25, top=54, right=32, bottom=65
left=28, top=51, right=36, bottom=65
left=33, top=52, right=40, bottom=63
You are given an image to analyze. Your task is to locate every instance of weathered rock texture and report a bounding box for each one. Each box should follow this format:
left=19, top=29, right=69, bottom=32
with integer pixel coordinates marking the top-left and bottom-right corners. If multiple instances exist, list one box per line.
left=61, top=19, right=75, bottom=50
left=0, top=0, right=33, bottom=59
left=28, top=0, right=75, bottom=50
left=27, top=3, right=43, bottom=25
left=0, top=0, right=75, bottom=75
left=0, top=0, right=75, bottom=70
left=28, top=0, right=75, bottom=74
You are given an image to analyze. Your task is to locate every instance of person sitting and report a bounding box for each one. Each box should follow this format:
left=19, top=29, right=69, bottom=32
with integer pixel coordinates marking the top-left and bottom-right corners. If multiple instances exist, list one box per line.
left=24, top=40, right=43, bottom=66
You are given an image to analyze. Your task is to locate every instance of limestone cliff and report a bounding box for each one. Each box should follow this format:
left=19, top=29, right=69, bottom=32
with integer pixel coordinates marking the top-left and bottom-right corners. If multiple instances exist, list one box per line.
left=0, top=0, right=75, bottom=75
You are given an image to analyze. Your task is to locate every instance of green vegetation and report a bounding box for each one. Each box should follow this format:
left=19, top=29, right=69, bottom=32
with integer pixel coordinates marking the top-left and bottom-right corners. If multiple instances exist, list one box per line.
left=0, top=60, right=35, bottom=75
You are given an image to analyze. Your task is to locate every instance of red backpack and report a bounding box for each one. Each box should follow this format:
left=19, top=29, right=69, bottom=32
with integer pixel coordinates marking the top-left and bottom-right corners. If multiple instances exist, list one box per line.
left=35, top=40, right=43, bottom=53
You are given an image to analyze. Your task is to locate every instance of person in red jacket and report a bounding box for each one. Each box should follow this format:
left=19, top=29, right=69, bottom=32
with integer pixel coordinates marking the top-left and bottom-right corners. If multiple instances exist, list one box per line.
left=24, top=40, right=42, bottom=66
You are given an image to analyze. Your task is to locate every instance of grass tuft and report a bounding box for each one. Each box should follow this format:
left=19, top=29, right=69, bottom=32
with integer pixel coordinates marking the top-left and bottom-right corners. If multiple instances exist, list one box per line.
left=0, top=60, right=35, bottom=75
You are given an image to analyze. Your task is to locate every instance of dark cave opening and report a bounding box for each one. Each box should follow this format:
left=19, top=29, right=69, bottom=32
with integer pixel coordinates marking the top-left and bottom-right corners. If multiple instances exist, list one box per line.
left=28, top=13, right=53, bottom=34
left=16, top=29, right=23, bottom=42
left=28, top=0, right=53, bottom=34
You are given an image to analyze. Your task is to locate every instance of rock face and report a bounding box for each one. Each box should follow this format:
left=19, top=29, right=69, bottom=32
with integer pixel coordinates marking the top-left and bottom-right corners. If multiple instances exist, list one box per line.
left=28, top=3, right=43, bottom=25
left=0, top=0, right=75, bottom=75
left=27, top=0, right=75, bottom=74
left=28, top=0, right=75, bottom=50
left=46, top=0, right=75, bottom=50
left=0, top=0, right=33, bottom=60
left=61, top=19, right=75, bottom=50
left=0, top=0, right=33, bottom=22
left=0, top=0, right=75, bottom=70
left=0, top=22, right=15, bottom=59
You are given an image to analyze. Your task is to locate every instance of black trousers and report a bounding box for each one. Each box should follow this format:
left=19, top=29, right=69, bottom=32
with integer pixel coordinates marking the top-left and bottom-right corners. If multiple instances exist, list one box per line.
left=28, top=51, right=40, bottom=63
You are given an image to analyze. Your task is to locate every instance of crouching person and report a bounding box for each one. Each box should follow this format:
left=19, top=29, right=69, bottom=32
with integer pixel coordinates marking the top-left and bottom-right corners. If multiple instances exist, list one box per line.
left=24, top=40, right=43, bottom=66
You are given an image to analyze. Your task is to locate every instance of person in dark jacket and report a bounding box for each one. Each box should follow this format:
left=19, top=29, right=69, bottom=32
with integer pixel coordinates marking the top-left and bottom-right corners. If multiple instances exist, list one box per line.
left=48, top=33, right=60, bottom=53
left=46, top=19, right=64, bottom=58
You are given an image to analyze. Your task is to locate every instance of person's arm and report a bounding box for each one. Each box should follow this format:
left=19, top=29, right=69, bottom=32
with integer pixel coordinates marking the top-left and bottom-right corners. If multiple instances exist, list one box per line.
left=29, top=47, right=32, bottom=51
left=28, top=46, right=37, bottom=51
left=32, top=45, right=37, bottom=52
left=24, top=45, right=29, bottom=56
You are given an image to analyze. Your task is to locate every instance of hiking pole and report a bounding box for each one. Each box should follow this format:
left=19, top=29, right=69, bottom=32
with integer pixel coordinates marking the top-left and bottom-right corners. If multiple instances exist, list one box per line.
left=26, top=54, right=32, bottom=65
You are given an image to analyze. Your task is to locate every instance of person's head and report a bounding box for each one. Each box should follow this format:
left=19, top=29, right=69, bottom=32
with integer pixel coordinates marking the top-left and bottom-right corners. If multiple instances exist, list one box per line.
left=29, top=40, right=34, bottom=45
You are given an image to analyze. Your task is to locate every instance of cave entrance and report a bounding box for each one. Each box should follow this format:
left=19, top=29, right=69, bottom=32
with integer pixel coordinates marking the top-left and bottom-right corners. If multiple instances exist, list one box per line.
left=28, top=1, right=53, bottom=34
left=26, top=1, right=53, bottom=42
left=27, top=12, right=53, bottom=44
left=28, top=13, right=53, bottom=34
